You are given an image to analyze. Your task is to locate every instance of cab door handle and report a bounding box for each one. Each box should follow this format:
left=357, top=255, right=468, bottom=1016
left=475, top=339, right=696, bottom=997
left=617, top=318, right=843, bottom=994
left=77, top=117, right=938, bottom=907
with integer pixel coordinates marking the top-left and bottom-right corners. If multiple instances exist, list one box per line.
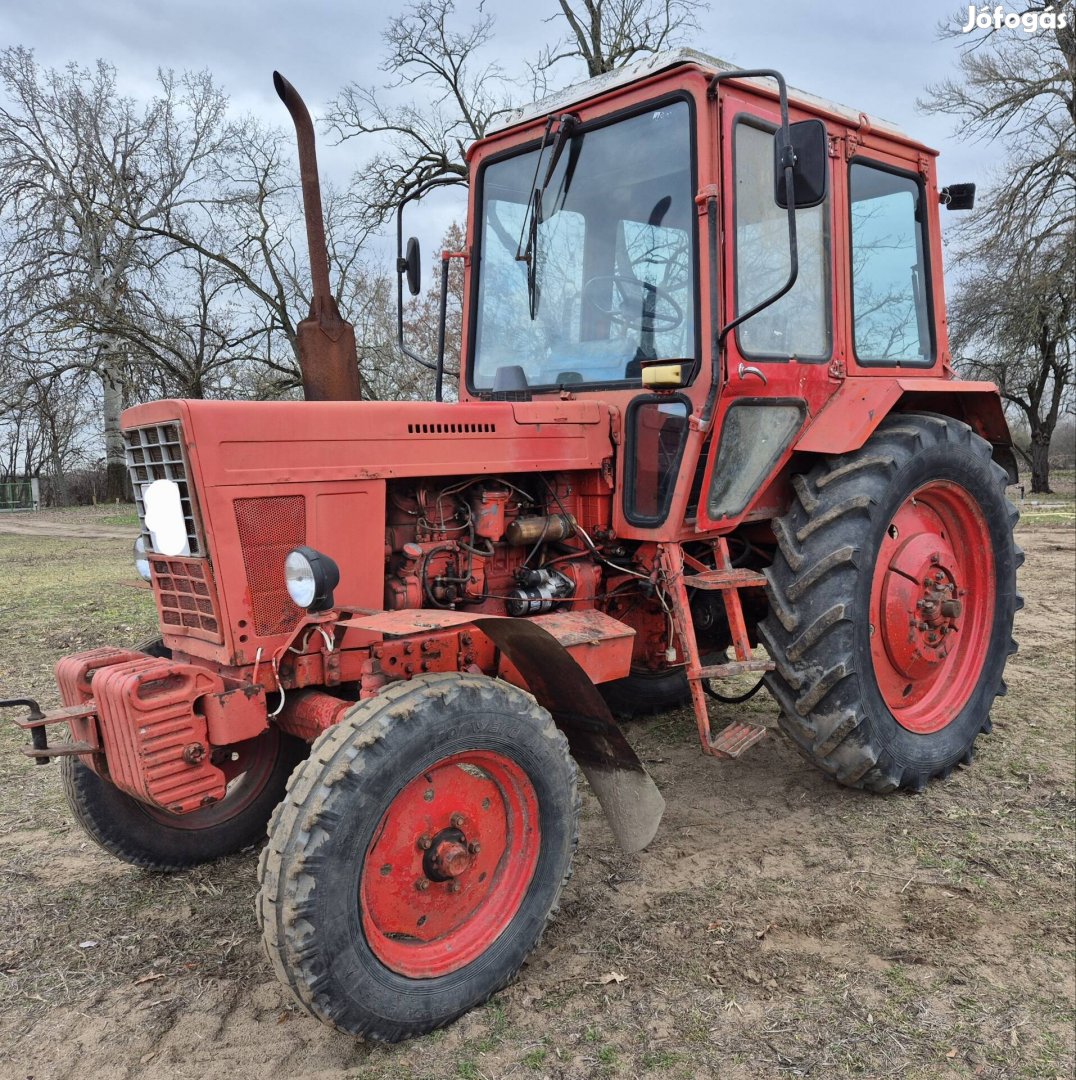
left=737, top=362, right=768, bottom=386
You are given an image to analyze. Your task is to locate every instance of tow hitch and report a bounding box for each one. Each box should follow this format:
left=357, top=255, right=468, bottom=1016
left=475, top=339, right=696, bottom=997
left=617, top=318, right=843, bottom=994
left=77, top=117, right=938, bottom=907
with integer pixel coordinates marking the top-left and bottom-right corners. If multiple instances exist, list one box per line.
left=0, top=697, right=97, bottom=764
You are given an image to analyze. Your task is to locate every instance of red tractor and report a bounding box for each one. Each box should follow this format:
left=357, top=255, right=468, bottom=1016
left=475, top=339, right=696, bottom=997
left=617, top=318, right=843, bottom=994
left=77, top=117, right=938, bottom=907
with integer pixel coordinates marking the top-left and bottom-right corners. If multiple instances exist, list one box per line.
left=3, top=50, right=1020, bottom=1042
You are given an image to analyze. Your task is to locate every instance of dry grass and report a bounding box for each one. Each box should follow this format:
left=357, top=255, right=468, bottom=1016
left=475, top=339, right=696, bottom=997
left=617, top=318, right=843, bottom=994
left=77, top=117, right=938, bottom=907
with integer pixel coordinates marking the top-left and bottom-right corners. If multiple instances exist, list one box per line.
left=0, top=519, right=1072, bottom=1080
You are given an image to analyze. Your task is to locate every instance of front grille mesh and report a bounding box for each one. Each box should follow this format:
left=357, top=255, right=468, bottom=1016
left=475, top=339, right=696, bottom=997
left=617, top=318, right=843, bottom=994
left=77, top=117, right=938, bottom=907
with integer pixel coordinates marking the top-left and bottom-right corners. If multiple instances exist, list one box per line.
left=124, top=423, right=202, bottom=556
left=150, top=557, right=223, bottom=642
left=234, top=496, right=306, bottom=636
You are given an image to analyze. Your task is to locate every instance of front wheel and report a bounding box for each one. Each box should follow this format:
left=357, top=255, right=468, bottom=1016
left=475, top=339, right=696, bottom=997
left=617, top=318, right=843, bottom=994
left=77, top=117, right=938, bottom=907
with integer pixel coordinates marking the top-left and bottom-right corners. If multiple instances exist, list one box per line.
left=61, top=725, right=307, bottom=871
left=759, top=414, right=1021, bottom=793
left=258, top=673, right=579, bottom=1042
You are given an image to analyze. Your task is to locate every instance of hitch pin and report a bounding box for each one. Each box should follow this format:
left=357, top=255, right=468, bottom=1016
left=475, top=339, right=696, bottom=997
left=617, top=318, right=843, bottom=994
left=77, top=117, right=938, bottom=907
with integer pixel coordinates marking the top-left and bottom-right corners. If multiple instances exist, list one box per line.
left=0, top=698, right=49, bottom=765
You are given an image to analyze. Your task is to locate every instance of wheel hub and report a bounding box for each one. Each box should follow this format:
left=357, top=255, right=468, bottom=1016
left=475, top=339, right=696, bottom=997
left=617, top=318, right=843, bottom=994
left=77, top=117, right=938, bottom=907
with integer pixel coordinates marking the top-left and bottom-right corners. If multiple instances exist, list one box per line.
left=879, top=533, right=966, bottom=680
left=423, top=828, right=474, bottom=881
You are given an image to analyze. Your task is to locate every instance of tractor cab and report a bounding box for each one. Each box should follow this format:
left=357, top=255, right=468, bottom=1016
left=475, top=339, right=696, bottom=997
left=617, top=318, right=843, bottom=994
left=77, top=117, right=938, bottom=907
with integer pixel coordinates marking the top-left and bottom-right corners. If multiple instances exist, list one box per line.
left=409, top=51, right=997, bottom=545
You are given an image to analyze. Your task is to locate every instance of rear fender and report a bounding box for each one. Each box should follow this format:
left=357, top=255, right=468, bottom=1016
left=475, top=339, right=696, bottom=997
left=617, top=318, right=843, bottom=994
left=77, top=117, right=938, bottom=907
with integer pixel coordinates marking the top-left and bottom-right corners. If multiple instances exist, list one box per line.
left=795, top=379, right=1013, bottom=472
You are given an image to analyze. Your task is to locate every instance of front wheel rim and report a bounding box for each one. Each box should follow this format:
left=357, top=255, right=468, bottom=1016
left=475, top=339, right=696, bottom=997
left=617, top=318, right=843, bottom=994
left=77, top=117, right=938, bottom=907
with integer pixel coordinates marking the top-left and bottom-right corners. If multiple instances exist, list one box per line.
left=870, top=480, right=996, bottom=734
left=360, top=749, right=541, bottom=979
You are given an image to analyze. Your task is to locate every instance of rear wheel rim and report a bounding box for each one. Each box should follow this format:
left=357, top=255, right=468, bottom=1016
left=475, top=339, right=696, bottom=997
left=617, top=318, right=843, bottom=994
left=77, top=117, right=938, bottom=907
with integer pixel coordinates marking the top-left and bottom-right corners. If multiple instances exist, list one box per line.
left=360, top=749, right=540, bottom=979
left=870, top=480, right=996, bottom=734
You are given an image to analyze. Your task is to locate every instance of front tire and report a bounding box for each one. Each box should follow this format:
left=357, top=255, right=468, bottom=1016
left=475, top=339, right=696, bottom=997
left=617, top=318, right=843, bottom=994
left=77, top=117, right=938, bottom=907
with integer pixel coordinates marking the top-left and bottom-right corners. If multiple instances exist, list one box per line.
left=61, top=725, right=307, bottom=871
left=257, top=673, right=579, bottom=1042
left=759, top=414, right=1021, bottom=793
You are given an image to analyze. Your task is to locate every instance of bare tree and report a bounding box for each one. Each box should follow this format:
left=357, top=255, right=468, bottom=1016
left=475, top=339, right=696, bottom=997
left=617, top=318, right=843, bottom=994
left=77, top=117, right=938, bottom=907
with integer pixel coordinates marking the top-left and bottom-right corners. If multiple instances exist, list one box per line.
left=535, top=0, right=705, bottom=82
left=127, top=117, right=382, bottom=400
left=329, top=0, right=708, bottom=222
left=326, top=0, right=519, bottom=224
left=921, top=3, right=1075, bottom=491
left=948, top=236, right=1074, bottom=491
left=0, top=47, right=235, bottom=498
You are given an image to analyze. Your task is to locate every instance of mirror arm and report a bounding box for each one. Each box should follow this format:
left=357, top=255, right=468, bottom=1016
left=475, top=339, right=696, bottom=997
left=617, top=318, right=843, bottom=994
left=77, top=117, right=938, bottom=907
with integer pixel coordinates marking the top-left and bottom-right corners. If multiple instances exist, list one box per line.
left=435, top=253, right=451, bottom=402
left=707, top=68, right=800, bottom=352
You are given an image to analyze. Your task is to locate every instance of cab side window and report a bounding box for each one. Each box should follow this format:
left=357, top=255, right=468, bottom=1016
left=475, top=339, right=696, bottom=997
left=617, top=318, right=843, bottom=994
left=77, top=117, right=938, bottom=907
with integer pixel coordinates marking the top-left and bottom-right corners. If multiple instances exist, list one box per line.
left=734, top=120, right=831, bottom=360
left=625, top=398, right=690, bottom=525
left=849, top=163, right=933, bottom=364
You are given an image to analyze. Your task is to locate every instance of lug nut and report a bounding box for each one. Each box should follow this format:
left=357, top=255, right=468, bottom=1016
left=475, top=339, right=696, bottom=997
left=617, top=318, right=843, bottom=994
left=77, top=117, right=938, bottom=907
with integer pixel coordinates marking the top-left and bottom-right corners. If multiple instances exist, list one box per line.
left=447, top=881, right=460, bottom=894
left=415, top=879, right=429, bottom=892
left=417, top=834, right=432, bottom=850
left=468, top=841, right=481, bottom=854
left=450, top=813, right=465, bottom=829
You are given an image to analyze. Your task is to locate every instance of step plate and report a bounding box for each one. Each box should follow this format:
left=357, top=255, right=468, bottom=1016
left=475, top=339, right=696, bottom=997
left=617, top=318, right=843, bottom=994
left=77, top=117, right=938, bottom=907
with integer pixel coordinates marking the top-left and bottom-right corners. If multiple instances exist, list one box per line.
left=708, top=721, right=768, bottom=759
left=683, top=568, right=767, bottom=590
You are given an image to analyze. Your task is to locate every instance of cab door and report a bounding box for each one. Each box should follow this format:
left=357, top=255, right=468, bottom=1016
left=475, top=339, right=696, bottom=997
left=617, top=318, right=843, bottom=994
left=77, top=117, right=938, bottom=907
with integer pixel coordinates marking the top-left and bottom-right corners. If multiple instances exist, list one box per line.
left=695, top=84, right=839, bottom=531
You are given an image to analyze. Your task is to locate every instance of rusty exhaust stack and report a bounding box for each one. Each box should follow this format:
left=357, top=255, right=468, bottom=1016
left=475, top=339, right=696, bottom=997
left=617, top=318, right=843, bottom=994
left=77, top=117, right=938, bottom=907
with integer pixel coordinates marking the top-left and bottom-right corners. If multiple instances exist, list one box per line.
left=273, top=71, right=361, bottom=401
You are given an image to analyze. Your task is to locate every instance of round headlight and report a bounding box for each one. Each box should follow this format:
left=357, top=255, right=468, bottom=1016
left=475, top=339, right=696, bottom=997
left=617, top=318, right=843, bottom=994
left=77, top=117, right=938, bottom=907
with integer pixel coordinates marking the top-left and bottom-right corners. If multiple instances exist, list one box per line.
left=133, top=536, right=152, bottom=582
left=284, top=546, right=340, bottom=612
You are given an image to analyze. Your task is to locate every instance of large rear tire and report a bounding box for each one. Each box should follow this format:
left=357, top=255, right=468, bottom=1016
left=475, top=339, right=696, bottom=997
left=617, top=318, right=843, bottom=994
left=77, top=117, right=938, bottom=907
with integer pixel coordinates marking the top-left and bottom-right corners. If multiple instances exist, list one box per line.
left=758, top=414, right=1021, bottom=793
left=61, top=725, right=307, bottom=871
left=257, top=673, right=579, bottom=1042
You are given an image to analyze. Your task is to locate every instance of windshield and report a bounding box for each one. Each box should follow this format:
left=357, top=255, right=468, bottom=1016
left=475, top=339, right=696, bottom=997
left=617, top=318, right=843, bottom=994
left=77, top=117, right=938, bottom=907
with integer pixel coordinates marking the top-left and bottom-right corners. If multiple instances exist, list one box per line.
left=471, top=100, right=696, bottom=391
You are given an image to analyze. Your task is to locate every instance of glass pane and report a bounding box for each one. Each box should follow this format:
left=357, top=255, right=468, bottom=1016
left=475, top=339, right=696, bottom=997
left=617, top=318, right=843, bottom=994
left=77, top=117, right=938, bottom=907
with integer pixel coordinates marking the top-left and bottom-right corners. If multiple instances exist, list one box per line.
left=850, top=164, right=931, bottom=363
left=629, top=400, right=689, bottom=523
left=735, top=123, right=829, bottom=358
left=473, top=102, right=695, bottom=390
left=707, top=403, right=803, bottom=519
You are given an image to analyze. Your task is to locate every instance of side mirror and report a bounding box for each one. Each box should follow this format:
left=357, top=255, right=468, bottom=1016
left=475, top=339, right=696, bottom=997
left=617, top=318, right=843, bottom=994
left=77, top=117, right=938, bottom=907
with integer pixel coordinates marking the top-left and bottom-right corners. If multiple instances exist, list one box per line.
left=941, top=182, right=976, bottom=211
left=775, top=119, right=828, bottom=210
left=399, top=236, right=421, bottom=296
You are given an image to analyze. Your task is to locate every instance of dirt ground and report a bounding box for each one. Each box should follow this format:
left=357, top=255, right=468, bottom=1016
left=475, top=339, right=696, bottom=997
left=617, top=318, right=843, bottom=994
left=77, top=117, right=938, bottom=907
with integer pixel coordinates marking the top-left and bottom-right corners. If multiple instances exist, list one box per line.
left=0, top=496, right=1072, bottom=1080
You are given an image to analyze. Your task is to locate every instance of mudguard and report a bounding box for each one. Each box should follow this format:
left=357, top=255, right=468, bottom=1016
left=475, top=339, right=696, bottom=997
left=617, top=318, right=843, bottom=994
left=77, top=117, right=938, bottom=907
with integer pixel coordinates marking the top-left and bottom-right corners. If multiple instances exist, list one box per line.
left=473, top=616, right=665, bottom=853
left=796, top=378, right=1011, bottom=455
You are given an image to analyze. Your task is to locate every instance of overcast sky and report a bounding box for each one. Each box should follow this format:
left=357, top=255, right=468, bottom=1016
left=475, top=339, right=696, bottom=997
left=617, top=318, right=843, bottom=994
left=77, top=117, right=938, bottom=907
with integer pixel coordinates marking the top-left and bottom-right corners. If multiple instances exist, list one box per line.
left=0, top=0, right=995, bottom=265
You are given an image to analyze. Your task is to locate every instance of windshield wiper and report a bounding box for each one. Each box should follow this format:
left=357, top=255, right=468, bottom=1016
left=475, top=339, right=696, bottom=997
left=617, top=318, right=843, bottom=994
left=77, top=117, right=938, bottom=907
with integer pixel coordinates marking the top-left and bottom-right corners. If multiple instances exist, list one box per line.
left=516, top=113, right=578, bottom=320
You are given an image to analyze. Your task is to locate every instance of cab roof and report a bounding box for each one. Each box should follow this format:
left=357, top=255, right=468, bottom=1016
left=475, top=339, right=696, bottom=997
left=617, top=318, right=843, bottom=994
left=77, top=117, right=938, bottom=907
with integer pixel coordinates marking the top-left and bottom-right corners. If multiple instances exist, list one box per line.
left=487, top=48, right=918, bottom=147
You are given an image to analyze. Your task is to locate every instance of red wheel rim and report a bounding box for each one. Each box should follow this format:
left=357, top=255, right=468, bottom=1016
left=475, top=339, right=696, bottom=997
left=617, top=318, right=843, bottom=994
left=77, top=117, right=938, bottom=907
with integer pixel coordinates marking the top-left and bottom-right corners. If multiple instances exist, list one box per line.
left=140, top=727, right=280, bottom=829
left=360, top=750, right=540, bottom=979
left=870, top=480, right=995, bottom=734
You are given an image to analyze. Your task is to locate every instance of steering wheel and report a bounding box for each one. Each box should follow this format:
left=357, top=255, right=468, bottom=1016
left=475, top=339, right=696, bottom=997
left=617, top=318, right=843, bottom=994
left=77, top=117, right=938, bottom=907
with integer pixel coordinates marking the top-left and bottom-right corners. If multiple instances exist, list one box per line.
left=581, top=274, right=683, bottom=333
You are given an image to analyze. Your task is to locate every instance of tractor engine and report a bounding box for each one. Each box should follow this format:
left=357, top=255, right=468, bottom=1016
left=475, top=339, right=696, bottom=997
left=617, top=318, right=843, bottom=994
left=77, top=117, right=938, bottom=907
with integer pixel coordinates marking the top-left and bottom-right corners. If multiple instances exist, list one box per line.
left=383, top=473, right=604, bottom=619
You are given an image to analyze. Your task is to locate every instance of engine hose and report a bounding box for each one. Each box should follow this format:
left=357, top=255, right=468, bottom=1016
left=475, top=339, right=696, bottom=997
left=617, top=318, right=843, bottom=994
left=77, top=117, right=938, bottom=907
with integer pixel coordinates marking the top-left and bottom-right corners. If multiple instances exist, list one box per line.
left=702, top=676, right=766, bottom=705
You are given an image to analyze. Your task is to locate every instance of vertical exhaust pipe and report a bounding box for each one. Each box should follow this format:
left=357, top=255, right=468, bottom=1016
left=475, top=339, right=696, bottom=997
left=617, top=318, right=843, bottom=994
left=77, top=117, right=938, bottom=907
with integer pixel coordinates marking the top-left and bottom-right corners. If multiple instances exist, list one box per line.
left=273, top=71, right=361, bottom=402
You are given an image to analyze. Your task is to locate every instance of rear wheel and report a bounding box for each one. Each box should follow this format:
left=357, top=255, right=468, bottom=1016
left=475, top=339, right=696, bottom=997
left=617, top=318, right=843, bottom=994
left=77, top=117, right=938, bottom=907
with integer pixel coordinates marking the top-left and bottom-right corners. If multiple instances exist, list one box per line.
left=600, top=666, right=690, bottom=717
left=61, top=725, right=307, bottom=871
left=258, top=673, right=579, bottom=1042
left=759, top=414, right=1021, bottom=792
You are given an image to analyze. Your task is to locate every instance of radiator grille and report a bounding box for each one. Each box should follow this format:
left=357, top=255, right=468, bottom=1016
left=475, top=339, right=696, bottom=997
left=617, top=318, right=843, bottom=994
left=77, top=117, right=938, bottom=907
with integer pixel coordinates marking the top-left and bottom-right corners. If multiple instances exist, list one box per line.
left=150, top=557, right=223, bottom=642
left=234, top=496, right=306, bottom=636
left=125, top=423, right=202, bottom=556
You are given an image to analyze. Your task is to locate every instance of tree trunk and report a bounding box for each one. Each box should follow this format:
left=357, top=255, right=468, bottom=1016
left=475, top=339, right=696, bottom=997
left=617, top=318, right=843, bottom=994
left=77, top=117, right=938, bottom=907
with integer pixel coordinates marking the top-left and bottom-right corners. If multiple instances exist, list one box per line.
left=1030, top=428, right=1053, bottom=494
left=49, top=449, right=70, bottom=507
left=101, top=360, right=129, bottom=502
